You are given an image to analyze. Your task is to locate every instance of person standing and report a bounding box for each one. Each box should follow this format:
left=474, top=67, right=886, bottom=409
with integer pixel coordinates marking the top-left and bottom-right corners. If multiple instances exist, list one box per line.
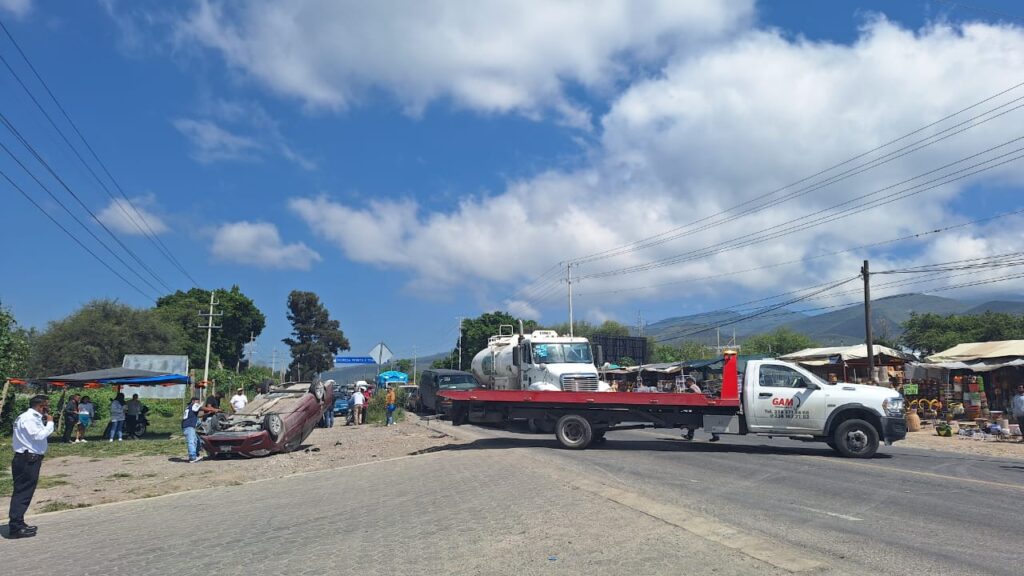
left=108, top=393, right=126, bottom=442
left=61, top=393, right=80, bottom=444
left=230, top=387, right=248, bottom=412
left=181, top=396, right=204, bottom=463
left=1012, top=384, right=1024, bottom=442
left=346, top=391, right=356, bottom=425
left=385, top=385, right=396, bottom=427
left=75, top=395, right=94, bottom=443
left=125, top=394, right=143, bottom=439
left=352, top=387, right=366, bottom=425
left=8, top=395, right=54, bottom=538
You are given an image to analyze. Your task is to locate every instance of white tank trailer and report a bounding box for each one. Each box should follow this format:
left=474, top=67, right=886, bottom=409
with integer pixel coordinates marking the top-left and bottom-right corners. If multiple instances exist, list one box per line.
left=470, top=324, right=609, bottom=392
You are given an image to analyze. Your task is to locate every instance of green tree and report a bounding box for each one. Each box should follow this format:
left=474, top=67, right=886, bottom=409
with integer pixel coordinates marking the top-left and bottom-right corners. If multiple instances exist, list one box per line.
left=901, top=311, right=1024, bottom=356
left=742, top=328, right=817, bottom=356
left=283, top=291, right=350, bottom=379
left=156, top=286, right=266, bottom=370
left=650, top=343, right=683, bottom=363
left=393, top=359, right=412, bottom=374
left=1, top=302, right=31, bottom=433
left=29, top=300, right=185, bottom=376
left=458, top=311, right=540, bottom=362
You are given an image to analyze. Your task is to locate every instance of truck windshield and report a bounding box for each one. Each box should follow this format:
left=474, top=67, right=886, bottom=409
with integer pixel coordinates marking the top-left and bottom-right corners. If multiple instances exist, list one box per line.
left=437, top=375, right=478, bottom=389
left=532, top=343, right=593, bottom=364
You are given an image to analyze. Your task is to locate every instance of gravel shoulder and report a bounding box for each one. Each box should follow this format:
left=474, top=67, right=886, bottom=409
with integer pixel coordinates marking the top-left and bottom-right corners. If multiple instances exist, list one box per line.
left=2, top=417, right=453, bottom=517
left=897, top=428, right=1024, bottom=459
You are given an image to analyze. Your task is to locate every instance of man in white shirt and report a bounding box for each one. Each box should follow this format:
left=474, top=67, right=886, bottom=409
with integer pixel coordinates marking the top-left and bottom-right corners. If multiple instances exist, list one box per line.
left=230, top=388, right=248, bottom=412
left=352, top=388, right=366, bottom=425
left=9, top=395, right=54, bottom=538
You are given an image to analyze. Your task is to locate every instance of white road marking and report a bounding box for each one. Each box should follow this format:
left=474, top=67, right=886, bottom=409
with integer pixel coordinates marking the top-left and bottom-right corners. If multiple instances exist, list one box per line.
left=795, top=505, right=863, bottom=521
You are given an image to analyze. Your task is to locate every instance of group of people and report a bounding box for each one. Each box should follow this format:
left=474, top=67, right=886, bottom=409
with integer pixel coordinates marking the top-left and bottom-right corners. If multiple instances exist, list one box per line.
left=341, top=384, right=397, bottom=426
left=180, top=387, right=248, bottom=463
left=58, top=392, right=147, bottom=443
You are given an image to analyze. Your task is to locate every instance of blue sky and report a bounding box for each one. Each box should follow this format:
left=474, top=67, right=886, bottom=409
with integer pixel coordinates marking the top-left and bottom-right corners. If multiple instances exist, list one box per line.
left=2, top=0, right=1024, bottom=367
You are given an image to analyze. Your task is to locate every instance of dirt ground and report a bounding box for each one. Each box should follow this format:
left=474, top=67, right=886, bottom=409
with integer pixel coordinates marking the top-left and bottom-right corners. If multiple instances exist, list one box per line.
left=2, top=417, right=454, bottom=517
left=899, top=425, right=1024, bottom=459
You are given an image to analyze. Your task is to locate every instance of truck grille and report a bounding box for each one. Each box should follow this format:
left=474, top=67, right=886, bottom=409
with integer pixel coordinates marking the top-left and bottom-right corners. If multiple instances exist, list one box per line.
left=560, top=374, right=599, bottom=392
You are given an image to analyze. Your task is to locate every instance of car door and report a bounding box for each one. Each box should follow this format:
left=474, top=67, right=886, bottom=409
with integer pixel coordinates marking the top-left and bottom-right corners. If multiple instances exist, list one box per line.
left=748, top=363, right=826, bottom=432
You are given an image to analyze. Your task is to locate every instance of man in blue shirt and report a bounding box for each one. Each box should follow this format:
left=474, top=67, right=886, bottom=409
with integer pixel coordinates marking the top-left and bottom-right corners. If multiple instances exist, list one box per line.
left=181, top=397, right=204, bottom=463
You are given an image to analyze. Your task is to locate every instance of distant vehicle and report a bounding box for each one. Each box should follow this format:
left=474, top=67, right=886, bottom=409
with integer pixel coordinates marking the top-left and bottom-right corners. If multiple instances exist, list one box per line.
left=332, top=383, right=352, bottom=417
left=201, top=381, right=332, bottom=458
left=418, top=369, right=480, bottom=417
left=398, top=384, right=419, bottom=411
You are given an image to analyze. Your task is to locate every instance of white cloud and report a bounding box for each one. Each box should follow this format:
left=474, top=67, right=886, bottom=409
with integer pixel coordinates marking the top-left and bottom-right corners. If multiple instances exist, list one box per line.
left=97, top=196, right=169, bottom=235
left=175, top=0, right=753, bottom=123
left=290, top=19, right=1024, bottom=308
left=211, top=221, right=321, bottom=270
left=0, top=0, right=32, bottom=18
left=173, top=118, right=261, bottom=163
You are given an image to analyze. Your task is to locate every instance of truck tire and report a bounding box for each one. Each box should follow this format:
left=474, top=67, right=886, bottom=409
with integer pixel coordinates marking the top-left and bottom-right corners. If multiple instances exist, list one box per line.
left=555, top=414, right=593, bottom=450
left=832, top=419, right=878, bottom=458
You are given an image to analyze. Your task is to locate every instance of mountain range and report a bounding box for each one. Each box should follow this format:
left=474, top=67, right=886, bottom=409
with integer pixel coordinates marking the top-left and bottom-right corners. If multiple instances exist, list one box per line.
left=643, top=293, right=1024, bottom=346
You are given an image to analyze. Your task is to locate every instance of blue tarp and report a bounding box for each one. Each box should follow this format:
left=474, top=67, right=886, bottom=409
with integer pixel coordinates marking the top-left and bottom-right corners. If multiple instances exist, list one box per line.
left=376, top=371, right=409, bottom=386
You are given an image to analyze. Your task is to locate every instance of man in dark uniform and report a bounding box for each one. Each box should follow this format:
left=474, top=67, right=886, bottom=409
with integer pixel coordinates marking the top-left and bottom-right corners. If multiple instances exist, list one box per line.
left=8, top=395, right=54, bottom=538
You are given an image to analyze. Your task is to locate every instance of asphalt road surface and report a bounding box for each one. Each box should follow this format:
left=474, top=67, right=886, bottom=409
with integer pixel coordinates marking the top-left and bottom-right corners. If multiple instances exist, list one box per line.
left=423, top=420, right=1022, bottom=575
left=4, top=419, right=1019, bottom=575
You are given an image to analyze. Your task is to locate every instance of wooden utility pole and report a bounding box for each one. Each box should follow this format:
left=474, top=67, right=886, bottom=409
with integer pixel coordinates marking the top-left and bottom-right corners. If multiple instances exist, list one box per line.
left=862, top=260, right=875, bottom=382
left=199, top=291, right=222, bottom=395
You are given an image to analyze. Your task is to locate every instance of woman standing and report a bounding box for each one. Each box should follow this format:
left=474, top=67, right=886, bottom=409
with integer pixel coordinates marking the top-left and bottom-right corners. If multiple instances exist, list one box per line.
left=108, top=393, right=126, bottom=442
left=76, top=396, right=94, bottom=443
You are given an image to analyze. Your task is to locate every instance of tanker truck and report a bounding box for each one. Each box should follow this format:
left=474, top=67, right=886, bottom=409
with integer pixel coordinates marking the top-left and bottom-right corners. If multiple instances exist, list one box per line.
left=470, top=324, right=610, bottom=392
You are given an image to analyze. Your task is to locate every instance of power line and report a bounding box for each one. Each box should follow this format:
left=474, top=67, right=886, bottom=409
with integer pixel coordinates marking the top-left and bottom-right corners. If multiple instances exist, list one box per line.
left=0, top=167, right=156, bottom=301
left=579, top=138, right=1024, bottom=280
left=0, top=137, right=166, bottom=295
left=569, top=80, right=1024, bottom=266
left=0, top=18, right=201, bottom=288
left=576, top=206, right=1024, bottom=298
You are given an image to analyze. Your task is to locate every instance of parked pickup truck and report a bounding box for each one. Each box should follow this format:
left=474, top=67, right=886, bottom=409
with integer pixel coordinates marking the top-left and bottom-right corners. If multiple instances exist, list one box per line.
left=442, top=352, right=906, bottom=458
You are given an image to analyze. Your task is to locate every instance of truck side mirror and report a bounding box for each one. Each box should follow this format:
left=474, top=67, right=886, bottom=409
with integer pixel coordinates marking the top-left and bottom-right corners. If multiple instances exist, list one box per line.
left=513, top=347, right=521, bottom=367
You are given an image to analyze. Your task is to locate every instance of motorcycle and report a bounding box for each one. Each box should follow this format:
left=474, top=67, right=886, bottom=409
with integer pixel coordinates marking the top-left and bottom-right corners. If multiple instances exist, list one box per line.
left=130, top=405, right=150, bottom=438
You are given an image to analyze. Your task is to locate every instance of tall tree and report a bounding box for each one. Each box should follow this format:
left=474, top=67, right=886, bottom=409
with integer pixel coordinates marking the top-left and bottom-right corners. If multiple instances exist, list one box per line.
left=458, top=311, right=540, bottom=365
left=156, top=286, right=266, bottom=369
left=29, top=300, right=185, bottom=376
left=741, top=327, right=817, bottom=356
left=283, top=291, right=350, bottom=379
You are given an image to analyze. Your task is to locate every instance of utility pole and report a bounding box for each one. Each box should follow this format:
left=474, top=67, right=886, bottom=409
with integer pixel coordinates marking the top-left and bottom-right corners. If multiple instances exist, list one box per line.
left=862, top=260, right=875, bottom=382
left=567, top=263, right=575, bottom=337
left=271, top=348, right=277, bottom=376
left=456, top=317, right=464, bottom=371
left=413, top=346, right=418, bottom=384
left=199, top=291, right=222, bottom=396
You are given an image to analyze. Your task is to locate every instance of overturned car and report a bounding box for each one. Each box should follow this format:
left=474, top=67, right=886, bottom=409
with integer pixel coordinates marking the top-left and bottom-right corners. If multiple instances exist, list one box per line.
left=200, top=381, right=332, bottom=458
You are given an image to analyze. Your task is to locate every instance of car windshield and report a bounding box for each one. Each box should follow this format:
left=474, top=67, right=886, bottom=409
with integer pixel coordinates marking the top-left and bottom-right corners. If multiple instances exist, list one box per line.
left=437, top=375, right=477, bottom=389
left=531, top=343, right=593, bottom=364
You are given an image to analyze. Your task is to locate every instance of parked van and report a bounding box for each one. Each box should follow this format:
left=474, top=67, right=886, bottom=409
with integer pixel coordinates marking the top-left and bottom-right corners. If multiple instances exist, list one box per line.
left=419, top=369, right=480, bottom=416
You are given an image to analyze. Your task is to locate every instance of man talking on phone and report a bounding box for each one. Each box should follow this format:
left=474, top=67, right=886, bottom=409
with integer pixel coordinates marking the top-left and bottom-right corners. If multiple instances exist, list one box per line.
left=7, top=395, right=54, bottom=538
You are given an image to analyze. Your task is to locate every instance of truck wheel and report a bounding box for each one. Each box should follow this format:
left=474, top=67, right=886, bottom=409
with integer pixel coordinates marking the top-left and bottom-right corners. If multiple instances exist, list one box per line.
left=555, top=415, right=592, bottom=449
left=832, top=419, right=879, bottom=458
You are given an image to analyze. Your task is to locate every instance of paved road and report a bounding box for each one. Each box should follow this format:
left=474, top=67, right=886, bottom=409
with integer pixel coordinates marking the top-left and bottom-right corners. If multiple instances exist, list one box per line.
left=421, top=420, right=1023, bottom=576
left=4, top=448, right=798, bottom=576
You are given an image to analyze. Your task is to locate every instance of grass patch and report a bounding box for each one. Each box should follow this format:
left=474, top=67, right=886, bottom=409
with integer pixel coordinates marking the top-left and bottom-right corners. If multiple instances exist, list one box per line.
left=108, top=472, right=133, bottom=479
left=39, top=501, right=91, bottom=513
left=0, top=474, right=70, bottom=497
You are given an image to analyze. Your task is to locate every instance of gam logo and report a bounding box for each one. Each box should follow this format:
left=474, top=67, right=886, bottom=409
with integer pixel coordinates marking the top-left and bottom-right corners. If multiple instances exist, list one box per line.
left=771, top=396, right=803, bottom=409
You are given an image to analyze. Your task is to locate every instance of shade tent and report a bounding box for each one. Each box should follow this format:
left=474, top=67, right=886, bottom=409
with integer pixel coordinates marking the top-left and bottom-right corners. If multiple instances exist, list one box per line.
left=28, top=367, right=190, bottom=387
left=925, top=340, right=1024, bottom=363
left=780, top=344, right=912, bottom=365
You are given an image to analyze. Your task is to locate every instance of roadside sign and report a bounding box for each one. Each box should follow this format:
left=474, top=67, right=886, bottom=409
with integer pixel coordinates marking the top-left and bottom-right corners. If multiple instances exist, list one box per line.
left=368, top=343, right=393, bottom=365
left=335, top=356, right=376, bottom=365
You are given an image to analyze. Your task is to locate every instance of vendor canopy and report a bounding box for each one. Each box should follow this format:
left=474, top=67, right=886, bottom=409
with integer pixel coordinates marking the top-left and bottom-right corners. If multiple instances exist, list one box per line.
left=925, top=339, right=1024, bottom=363
left=31, top=367, right=190, bottom=386
left=780, top=344, right=911, bottom=366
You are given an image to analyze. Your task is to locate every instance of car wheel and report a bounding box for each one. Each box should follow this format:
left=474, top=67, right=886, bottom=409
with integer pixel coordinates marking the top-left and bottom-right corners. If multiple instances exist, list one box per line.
left=555, top=414, right=593, bottom=450
left=264, top=413, right=286, bottom=442
left=832, top=419, right=879, bottom=458
left=310, top=381, right=326, bottom=401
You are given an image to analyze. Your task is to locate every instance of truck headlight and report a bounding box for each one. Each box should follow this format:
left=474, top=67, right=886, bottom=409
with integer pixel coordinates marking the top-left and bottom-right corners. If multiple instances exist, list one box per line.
left=882, top=397, right=904, bottom=417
